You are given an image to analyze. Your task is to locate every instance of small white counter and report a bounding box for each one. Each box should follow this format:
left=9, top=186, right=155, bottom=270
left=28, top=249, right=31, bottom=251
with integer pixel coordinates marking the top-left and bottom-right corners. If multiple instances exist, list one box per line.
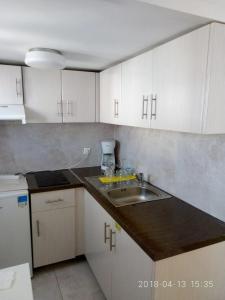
left=0, top=264, right=33, bottom=300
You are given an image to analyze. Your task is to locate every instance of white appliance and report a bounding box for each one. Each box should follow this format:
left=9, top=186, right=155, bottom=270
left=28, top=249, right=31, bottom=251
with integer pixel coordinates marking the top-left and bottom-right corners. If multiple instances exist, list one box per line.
left=0, top=105, right=26, bottom=124
left=101, top=139, right=116, bottom=172
left=0, top=175, right=32, bottom=274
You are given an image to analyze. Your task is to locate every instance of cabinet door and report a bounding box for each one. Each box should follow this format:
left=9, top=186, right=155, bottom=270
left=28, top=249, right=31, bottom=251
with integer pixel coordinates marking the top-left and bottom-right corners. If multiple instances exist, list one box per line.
left=152, top=25, right=209, bottom=133
left=84, top=190, right=112, bottom=300
left=122, top=51, right=152, bottom=128
left=23, top=67, right=62, bottom=123
left=111, top=224, right=155, bottom=300
left=203, top=23, right=225, bottom=134
left=0, top=65, right=23, bottom=105
left=32, top=207, right=75, bottom=268
left=62, top=70, right=96, bottom=123
left=100, top=64, right=122, bottom=125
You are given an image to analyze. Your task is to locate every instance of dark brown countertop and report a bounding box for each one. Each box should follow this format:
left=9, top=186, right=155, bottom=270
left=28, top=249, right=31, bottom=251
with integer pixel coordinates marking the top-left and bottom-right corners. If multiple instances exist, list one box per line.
left=26, top=166, right=225, bottom=261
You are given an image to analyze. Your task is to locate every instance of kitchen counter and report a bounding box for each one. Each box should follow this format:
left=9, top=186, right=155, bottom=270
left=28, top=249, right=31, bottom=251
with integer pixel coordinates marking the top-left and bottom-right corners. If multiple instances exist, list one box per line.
left=26, top=166, right=225, bottom=261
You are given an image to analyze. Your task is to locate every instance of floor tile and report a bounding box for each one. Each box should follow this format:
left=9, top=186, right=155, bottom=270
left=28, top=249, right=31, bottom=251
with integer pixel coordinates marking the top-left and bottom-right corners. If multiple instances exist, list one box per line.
left=55, top=260, right=106, bottom=300
left=32, top=266, right=62, bottom=300
left=32, top=259, right=105, bottom=300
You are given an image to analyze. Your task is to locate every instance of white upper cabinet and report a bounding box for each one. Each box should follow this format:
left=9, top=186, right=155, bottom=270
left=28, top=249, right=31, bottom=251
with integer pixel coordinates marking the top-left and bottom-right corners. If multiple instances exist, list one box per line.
left=202, top=23, right=225, bottom=134
left=122, top=51, right=153, bottom=128
left=61, top=70, right=96, bottom=123
left=100, top=64, right=122, bottom=125
left=0, top=65, right=23, bottom=105
left=23, top=68, right=96, bottom=123
left=23, top=67, right=62, bottom=123
left=100, top=22, right=225, bottom=134
left=152, top=25, right=209, bottom=133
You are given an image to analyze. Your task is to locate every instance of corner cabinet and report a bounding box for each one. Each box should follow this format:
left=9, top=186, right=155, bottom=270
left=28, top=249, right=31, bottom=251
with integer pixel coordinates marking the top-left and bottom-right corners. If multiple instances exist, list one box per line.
left=100, top=64, right=123, bottom=125
left=0, top=65, right=23, bottom=105
left=100, top=22, right=225, bottom=134
left=23, top=67, right=97, bottom=123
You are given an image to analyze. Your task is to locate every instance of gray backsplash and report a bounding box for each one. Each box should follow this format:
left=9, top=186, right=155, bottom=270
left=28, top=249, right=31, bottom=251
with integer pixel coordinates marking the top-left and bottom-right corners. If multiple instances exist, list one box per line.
left=0, top=123, right=114, bottom=174
left=115, top=125, right=225, bottom=222
left=1, top=122, right=225, bottom=222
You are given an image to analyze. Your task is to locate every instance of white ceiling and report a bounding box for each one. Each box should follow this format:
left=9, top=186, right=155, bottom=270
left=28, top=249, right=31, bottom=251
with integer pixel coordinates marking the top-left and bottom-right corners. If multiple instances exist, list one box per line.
left=140, top=0, right=225, bottom=22
left=0, top=0, right=210, bottom=70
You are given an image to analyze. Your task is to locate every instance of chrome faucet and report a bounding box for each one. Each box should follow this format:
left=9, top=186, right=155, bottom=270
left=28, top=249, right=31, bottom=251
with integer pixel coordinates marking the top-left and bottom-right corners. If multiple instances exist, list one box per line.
left=136, top=172, right=144, bottom=185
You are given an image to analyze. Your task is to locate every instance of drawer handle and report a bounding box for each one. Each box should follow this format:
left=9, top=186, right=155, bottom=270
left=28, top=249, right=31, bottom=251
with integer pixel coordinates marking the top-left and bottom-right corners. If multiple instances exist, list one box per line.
left=110, top=229, right=116, bottom=251
left=45, top=199, right=64, bottom=204
left=104, top=222, right=110, bottom=243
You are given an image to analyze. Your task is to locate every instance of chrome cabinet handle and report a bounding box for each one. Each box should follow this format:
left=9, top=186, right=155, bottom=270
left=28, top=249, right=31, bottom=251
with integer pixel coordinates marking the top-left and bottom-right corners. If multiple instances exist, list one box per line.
left=67, top=100, right=70, bottom=115
left=57, top=102, right=62, bottom=116
left=114, top=100, right=119, bottom=118
left=116, top=100, right=119, bottom=117
left=16, top=79, right=22, bottom=97
left=109, top=229, right=116, bottom=251
left=69, top=101, right=73, bottom=115
left=142, top=96, right=148, bottom=119
left=36, top=220, right=40, bottom=237
left=45, top=198, right=64, bottom=204
left=104, top=222, right=110, bottom=243
left=151, top=94, right=157, bottom=120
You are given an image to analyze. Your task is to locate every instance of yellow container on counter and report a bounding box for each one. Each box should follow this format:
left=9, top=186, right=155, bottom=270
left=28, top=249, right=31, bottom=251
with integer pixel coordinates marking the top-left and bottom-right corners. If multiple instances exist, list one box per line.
left=98, top=175, right=136, bottom=184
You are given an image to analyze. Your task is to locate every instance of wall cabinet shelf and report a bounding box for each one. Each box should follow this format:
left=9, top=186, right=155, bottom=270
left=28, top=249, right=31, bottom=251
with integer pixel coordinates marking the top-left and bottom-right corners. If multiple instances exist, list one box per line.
left=100, top=22, right=225, bottom=134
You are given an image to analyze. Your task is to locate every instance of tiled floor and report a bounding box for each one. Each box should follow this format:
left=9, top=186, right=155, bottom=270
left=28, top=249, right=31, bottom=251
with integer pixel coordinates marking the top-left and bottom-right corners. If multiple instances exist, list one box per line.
left=32, top=258, right=106, bottom=300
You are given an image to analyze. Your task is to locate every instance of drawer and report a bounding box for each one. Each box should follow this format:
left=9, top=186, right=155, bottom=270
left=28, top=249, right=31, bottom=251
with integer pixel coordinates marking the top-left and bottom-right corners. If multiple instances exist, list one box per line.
left=31, top=189, right=75, bottom=212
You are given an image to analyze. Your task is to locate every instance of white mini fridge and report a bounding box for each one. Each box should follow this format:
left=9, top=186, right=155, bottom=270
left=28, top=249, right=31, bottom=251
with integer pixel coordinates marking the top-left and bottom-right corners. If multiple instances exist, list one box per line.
left=0, top=176, right=32, bottom=275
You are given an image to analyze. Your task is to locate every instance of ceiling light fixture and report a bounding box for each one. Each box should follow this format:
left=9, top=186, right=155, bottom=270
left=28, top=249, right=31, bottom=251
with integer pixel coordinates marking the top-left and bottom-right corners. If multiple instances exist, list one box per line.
left=25, top=48, right=66, bottom=69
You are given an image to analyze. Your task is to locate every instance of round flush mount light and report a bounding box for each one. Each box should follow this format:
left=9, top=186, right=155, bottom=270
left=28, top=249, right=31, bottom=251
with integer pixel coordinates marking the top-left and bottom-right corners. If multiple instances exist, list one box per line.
left=25, top=48, right=66, bottom=69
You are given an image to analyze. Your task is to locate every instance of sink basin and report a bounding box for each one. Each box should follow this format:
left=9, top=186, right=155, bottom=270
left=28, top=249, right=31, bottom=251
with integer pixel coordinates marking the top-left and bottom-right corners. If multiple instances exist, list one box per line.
left=107, top=186, right=160, bottom=206
left=85, top=176, right=172, bottom=207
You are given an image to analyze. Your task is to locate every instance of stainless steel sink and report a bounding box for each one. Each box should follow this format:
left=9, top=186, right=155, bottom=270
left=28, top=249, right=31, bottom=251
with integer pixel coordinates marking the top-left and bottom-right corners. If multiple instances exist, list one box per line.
left=85, top=176, right=172, bottom=207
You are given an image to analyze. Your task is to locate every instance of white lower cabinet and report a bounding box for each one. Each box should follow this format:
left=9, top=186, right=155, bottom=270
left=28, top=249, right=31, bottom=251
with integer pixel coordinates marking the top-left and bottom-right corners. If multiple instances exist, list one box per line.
left=31, top=189, right=76, bottom=268
left=84, top=190, right=154, bottom=300
left=84, top=190, right=225, bottom=300
left=84, top=190, right=112, bottom=299
left=111, top=223, right=155, bottom=300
